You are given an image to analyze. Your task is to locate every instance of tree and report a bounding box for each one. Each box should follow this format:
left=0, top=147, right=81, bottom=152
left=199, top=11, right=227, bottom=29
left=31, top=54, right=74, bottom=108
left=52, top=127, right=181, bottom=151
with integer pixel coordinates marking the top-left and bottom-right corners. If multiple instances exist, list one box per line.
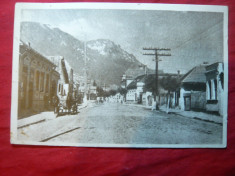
left=97, top=86, right=104, bottom=97
left=108, top=89, right=117, bottom=96
left=160, top=76, right=180, bottom=92
left=117, top=87, right=127, bottom=95
left=143, top=75, right=155, bottom=92
left=117, top=87, right=127, bottom=102
left=160, top=75, right=180, bottom=113
left=93, top=80, right=97, bottom=86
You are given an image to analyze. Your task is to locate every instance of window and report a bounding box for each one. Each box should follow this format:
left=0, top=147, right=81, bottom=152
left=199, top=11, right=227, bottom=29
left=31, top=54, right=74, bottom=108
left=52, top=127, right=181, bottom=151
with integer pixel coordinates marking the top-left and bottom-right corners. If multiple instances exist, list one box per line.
left=207, top=79, right=218, bottom=104
left=219, top=72, right=224, bottom=89
left=214, top=79, right=217, bottom=100
left=61, top=84, right=63, bottom=95
left=207, top=81, right=211, bottom=100
left=36, top=71, right=40, bottom=91
left=40, top=72, right=44, bottom=92
left=45, top=74, right=49, bottom=93
left=58, top=84, right=61, bottom=93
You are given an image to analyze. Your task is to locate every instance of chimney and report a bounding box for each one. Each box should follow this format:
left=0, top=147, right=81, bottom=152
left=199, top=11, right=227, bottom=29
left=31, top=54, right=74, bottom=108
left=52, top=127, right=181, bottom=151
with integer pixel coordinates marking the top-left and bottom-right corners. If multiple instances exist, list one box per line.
left=177, top=70, right=180, bottom=78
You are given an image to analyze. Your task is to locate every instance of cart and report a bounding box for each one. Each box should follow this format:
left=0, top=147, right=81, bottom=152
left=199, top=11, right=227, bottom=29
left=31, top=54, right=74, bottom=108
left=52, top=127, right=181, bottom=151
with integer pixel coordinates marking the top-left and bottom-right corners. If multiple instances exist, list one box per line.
left=56, top=93, right=78, bottom=117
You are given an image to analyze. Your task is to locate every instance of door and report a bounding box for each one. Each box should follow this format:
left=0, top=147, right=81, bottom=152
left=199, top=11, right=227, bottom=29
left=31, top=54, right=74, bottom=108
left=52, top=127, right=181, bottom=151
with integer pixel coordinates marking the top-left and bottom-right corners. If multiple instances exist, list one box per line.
left=184, top=96, right=191, bottom=111
left=28, top=81, right=33, bottom=109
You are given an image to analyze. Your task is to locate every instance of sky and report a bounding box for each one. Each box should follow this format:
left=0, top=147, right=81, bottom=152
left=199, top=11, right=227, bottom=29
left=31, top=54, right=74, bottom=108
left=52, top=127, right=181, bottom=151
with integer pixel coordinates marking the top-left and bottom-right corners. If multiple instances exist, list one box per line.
left=21, top=9, right=224, bottom=74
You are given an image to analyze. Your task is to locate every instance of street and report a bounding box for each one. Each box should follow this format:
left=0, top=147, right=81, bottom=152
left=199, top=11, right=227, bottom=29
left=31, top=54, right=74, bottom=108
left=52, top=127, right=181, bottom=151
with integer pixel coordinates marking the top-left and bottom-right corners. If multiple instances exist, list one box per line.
left=18, top=103, right=222, bottom=145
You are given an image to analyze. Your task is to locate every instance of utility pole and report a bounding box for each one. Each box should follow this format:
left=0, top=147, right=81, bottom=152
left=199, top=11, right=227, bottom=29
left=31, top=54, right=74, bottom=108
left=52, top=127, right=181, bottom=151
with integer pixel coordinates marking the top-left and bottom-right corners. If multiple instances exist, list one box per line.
left=83, top=41, right=88, bottom=105
left=143, top=47, right=171, bottom=110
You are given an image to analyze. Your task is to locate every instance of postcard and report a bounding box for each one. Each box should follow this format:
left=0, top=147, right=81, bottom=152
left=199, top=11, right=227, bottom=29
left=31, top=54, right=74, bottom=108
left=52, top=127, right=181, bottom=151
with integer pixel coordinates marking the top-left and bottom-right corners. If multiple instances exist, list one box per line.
left=11, top=3, right=228, bottom=148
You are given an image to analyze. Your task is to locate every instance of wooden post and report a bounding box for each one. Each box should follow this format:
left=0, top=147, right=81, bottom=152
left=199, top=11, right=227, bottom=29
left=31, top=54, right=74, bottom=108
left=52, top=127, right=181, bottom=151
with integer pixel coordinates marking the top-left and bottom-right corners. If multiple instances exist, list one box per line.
left=143, top=47, right=171, bottom=110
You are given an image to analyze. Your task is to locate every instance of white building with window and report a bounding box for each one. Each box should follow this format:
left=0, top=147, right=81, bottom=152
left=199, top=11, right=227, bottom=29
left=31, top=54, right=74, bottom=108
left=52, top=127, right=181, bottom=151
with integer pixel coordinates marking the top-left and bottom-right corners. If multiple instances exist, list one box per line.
left=126, top=89, right=137, bottom=102
left=126, top=75, right=146, bottom=102
left=205, top=62, right=224, bottom=116
left=178, top=65, right=207, bottom=111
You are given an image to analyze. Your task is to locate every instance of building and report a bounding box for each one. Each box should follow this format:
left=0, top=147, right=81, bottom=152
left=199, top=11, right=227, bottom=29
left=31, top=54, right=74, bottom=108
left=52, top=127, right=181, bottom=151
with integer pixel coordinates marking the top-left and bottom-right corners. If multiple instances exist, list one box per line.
left=179, top=65, right=207, bottom=111
left=205, top=62, right=224, bottom=115
left=121, top=75, right=133, bottom=89
left=56, top=58, right=72, bottom=101
left=78, top=79, right=97, bottom=100
left=109, top=93, right=124, bottom=103
left=88, top=85, right=97, bottom=100
left=101, top=84, right=110, bottom=92
left=48, top=56, right=80, bottom=105
left=121, top=64, right=155, bottom=89
left=126, top=75, right=145, bottom=102
left=125, top=70, right=181, bottom=106
left=18, top=42, right=60, bottom=118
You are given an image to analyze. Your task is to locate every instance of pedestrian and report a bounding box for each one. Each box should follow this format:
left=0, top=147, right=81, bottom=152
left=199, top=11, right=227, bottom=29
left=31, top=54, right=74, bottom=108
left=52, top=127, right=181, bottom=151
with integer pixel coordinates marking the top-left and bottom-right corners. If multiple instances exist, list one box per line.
left=66, top=93, right=72, bottom=114
left=52, top=95, right=59, bottom=114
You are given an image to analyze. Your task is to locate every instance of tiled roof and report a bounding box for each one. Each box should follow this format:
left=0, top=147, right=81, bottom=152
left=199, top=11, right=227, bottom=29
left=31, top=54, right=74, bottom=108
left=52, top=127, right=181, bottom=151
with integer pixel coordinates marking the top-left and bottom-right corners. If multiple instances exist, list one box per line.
left=19, top=41, right=55, bottom=66
left=126, top=74, right=148, bottom=89
left=182, top=65, right=207, bottom=83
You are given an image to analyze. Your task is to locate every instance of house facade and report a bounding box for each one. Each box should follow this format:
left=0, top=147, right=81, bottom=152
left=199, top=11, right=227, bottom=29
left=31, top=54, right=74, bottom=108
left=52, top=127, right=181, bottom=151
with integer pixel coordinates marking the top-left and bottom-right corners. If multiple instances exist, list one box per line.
left=18, top=42, right=60, bottom=118
left=109, top=93, right=124, bottom=103
left=179, top=65, right=207, bottom=111
left=78, top=79, right=97, bottom=101
left=205, top=62, right=224, bottom=115
left=126, top=89, right=137, bottom=102
left=126, top=75, right=145, bottom=102
left=56, top=58, right=72, bottom=101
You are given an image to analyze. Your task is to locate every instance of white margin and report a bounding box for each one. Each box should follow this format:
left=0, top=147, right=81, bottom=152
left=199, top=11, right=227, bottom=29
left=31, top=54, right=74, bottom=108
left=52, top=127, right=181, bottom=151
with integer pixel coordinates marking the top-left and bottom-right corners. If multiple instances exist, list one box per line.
left=11, top=2, right=228, bottom=148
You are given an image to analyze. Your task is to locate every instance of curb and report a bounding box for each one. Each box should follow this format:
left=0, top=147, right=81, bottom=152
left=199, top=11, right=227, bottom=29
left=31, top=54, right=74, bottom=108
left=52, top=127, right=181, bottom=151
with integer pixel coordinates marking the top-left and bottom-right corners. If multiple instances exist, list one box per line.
left=160, top=110, right=223, bottom=125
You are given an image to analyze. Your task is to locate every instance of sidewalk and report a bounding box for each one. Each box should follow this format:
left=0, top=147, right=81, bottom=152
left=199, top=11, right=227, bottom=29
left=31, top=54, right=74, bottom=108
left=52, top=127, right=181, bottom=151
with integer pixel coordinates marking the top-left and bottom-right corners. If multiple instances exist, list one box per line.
left=159, top=105, right=223, bottom=124
left=17, top=102, right=92, bottom=128
left=125, top=103, right=223, bottom=124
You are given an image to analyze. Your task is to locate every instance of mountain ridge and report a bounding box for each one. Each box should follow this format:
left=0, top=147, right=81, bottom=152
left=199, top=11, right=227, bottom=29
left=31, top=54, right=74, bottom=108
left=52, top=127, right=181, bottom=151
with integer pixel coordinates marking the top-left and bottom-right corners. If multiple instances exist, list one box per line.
left=20, top=21, right=144, bottom=86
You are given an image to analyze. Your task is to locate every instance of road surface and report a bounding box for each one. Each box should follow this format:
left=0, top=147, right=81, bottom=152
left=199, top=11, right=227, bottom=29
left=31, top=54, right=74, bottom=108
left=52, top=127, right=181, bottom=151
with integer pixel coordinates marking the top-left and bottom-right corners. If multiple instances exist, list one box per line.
left=21, top=103, right=222, bottom=145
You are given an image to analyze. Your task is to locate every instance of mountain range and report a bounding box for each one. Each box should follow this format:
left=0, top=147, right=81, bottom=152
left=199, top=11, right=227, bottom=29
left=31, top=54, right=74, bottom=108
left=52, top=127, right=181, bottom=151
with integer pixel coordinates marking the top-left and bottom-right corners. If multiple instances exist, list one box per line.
left=20, top=22, right=143, bottom=86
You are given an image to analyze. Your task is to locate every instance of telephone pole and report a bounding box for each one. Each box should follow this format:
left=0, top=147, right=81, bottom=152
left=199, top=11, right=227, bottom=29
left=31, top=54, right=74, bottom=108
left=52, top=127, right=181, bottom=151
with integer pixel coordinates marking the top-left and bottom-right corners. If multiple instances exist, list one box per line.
left=143, top=47, right=171, bottom=110
left=83, top=41, right=88, bottom=105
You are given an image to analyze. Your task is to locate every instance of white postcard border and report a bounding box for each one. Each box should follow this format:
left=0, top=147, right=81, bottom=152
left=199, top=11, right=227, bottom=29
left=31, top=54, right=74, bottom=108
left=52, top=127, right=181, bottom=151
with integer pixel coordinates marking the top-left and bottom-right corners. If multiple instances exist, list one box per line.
left=11, top=2, right=228, bottom=148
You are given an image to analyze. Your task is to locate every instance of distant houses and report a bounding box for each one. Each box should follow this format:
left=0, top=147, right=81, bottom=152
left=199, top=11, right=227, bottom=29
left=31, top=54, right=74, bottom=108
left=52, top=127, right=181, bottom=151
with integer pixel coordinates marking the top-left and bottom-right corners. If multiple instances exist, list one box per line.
left=121, top=62, right=224, bottom=116
left=126, top=75, right=145, bottom=102
left=123, top=66, right=181, bottom=106
left=122, top=65, right=154, bottom=103
left=78, top=79, right=97, bottom=101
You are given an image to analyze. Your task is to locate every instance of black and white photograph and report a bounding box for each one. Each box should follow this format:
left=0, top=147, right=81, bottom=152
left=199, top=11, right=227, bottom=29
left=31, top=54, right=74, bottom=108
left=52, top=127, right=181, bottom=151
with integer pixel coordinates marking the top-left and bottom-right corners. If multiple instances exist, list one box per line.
left=11, top=3, right=228, bottom=148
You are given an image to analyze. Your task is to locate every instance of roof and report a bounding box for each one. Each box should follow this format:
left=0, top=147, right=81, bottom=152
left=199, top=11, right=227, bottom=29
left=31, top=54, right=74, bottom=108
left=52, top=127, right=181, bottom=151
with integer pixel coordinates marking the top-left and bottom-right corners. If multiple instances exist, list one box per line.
left=19, top=41, right=55, bottom=67
left=127, top=74, right=146, bottom=89
left=205, top=62, right=222, bottom=72
left=60, top=58, right=69, bottom=84
left=182, top=65, right=207, bottom=83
